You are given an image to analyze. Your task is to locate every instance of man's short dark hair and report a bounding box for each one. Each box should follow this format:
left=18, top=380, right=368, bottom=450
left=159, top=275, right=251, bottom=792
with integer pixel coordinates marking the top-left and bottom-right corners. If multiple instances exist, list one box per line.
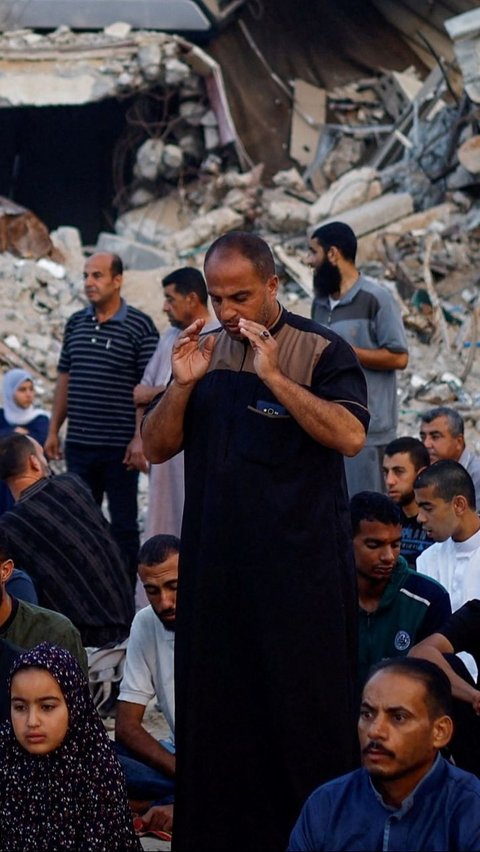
left=384, top=437, right=430, bottom=472
left=414, top=460, right=476, bottom=509
left=350, top=492, right=401, bottom=537
left=312, top=222, right=357, bottom=262
left=110, top=254, right=123, bottom=277
left=138, top=534, right=180, bottom=567
left=0, top=434, right=35, bottom=481
left=163, top=267, right=208, bottom=306
left=420, top=406, right=464, bottom=437
left=204, top=231, right=276, bottom=283
left=367, top=657, right=453, bottom=719
left=0, top=527, right=10, bottom=563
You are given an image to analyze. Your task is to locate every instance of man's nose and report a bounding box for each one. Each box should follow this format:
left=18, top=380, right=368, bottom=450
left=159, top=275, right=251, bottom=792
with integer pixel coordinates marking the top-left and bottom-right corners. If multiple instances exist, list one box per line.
left=385, top=471, right=396, bottom=486
left=379, top=546, right=395, bottom=563
left=219, top=302, right=236, bottom=322
left=368, top=714, right=388, bottom=740
left=417, top=508, right=426, bottom=523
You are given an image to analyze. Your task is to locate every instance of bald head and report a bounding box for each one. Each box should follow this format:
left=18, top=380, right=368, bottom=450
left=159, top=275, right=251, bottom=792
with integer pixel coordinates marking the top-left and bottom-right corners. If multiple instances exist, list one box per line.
left=83, top=253, right=123, bottom=311
left=204, top=231, right=276, bottom=284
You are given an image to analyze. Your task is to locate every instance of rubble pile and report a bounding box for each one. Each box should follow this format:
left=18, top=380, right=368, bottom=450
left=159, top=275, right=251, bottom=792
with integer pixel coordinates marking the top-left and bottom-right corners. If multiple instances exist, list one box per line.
left=2, top=10, right=480, bottom=449
left=0, top=226, right=86, bottom=391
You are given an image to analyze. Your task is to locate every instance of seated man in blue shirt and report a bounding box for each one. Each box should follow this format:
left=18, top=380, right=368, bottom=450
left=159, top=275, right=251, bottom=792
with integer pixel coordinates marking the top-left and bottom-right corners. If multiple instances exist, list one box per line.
left=288, top=657, right=480, bottom=852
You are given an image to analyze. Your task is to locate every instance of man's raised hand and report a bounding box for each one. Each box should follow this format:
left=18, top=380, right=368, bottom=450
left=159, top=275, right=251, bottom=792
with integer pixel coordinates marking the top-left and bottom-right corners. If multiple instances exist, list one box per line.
left=172, top=318, right=216, bottom=387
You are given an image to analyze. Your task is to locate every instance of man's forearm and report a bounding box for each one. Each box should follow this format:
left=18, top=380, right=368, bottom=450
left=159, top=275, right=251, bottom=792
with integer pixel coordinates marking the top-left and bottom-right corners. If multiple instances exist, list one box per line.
left=410, top=640, right=479, bottom=706
left=354, top=347, right=408, bottom=371
left=48, top=372, right=69, bottom=432
left=263, top=370, right=366, bottom=456
left=117, top=724, right=175, bottom=776
left=142, top=380, right=195, bottom=463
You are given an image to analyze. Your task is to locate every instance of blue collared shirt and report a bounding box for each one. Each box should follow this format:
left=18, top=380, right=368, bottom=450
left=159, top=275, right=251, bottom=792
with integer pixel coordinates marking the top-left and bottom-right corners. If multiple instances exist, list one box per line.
left=288, top=755, right=480, bottom=851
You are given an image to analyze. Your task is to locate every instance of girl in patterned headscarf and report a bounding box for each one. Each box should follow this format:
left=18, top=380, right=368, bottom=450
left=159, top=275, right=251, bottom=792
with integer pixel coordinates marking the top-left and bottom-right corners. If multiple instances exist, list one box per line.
left=0, top=642, right=140, bottom=850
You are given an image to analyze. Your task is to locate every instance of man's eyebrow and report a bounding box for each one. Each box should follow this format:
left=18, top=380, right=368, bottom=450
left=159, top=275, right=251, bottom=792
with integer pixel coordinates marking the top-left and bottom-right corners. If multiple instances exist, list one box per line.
left=385, top=705, right=413, bottom=716
left=208, top=289, right=251, bottom=297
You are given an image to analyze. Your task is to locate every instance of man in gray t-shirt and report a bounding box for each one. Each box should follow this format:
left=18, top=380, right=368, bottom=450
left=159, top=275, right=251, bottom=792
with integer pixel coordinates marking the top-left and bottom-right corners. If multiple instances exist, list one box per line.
left=308, top=221, right=408, bottom=496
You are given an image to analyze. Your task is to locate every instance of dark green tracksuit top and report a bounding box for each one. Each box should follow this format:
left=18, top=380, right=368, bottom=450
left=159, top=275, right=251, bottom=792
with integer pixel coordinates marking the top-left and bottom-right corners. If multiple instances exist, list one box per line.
left=358, top=556, right=451, bottom=688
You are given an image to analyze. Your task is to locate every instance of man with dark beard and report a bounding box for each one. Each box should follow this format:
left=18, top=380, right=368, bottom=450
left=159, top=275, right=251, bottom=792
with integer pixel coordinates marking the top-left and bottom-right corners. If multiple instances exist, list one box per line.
left=309, top=221, right=408, bottom=495
left=115, top=534, right=178, bottom=804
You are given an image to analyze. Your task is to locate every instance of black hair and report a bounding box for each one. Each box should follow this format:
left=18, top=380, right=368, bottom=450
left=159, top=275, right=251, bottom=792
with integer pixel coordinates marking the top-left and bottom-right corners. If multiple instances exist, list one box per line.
left=138, top=534, right=180, bottom=567
left=366, top=657, right=453, bottom=719
left=0, top=434, right=35, bottom=481
left=110, top=254, right=123, bottom=277
left=384, top=437, right=430, bottom=472
left=350, top=491, right=401, bottom=536
left=204, top=231, right=276, bottom=282
left=0, top=527, right=10, bottom=562
left=414, top=460, right=476, bottom=510
left=311, top=221, right=357, bottom=262
left=163, top=267, right=208, bottom=306
left=420, top=406, right=464, bottom=437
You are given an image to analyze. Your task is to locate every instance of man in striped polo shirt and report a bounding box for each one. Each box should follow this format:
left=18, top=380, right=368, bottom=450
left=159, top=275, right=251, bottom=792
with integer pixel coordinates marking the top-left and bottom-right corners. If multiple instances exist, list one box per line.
left=45, top=252, right=159, bottom=587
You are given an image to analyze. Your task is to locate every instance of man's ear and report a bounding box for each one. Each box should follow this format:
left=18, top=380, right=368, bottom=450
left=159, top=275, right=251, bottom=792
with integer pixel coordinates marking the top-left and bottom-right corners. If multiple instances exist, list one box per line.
left=452, top=494, right=468, bottom=516
left=432, top=714, right=453, bottom=750
left=327, top=246, right=342, bottom=265
left=267, top=274, right=279, bottom=298
left=0, top=558, right=14, bottom=584
left=29, top=453, right=41, bottom=473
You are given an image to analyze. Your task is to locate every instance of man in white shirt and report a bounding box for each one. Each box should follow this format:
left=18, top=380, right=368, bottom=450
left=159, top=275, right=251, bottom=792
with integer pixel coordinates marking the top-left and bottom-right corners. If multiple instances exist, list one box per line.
left=415, top=460, right=480, bottom=678
left=115, top=534, right=178, bottom=803
left=133, top=267, right=217, bottom=539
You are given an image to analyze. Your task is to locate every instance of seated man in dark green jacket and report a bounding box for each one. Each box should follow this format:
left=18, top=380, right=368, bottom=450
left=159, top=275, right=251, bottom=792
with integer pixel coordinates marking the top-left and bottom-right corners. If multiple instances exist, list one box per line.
left=0, top=527, right=87, bottom=675
left=352, top=491, right=451, bottom=689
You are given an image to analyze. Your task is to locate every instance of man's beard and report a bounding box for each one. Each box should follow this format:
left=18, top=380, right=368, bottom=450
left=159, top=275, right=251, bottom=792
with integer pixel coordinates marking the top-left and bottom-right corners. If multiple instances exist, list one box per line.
left=313, top=259, right=342, bottom=298
left=154, top=608, right=175, bottom=632
left=398, top=490, right=415, bottom=508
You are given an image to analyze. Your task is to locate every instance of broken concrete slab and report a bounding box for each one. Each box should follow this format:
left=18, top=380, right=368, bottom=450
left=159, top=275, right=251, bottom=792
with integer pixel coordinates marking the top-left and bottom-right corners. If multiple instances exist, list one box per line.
left=458, top=135, right=480, bottom=173
left=290, top=79, right=326, bottom=167
left=96, top=232, right=174, bottom=270
left=169, top=207, right=243, bottom=252
left=308, top=166, right=382, bottom=225
left=267, top=199, right=310, bottom=233
left=311, top=192, right=414, bottom=238
left=356, top=203, right=455, bottom=263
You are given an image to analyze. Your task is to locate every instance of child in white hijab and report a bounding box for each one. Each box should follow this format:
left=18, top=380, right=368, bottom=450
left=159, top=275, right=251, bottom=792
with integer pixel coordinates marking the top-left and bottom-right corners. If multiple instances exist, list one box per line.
left=0, top=369, right=49, bottom=440
left=0, top=370, right=49, bottom=516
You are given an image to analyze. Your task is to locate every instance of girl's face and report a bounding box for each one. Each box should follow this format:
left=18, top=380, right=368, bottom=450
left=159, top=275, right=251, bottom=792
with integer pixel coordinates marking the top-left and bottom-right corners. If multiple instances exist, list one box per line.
left=11, top=668, right=69, bottom=755
left=13, top=380, right=34, bottom=409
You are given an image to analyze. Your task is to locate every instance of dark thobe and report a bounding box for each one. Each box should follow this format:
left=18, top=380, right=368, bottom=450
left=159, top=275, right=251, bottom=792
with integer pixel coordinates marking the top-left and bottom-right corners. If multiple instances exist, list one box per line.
left=172, top=308, right=369, bottom=852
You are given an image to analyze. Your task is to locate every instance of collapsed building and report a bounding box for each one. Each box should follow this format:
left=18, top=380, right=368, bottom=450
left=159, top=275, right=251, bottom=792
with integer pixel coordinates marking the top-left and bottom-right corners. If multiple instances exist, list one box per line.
left=1, top=1, right=480, bottom=451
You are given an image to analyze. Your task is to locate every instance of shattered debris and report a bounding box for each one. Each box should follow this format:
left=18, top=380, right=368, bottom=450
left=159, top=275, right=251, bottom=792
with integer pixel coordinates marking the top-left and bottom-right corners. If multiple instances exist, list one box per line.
left=2, top=14, right=480, bottom=458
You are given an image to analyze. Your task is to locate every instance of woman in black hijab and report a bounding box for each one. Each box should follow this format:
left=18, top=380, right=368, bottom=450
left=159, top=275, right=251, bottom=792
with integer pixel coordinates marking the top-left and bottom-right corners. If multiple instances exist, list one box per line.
left=0, top=642, right=140, bottom=850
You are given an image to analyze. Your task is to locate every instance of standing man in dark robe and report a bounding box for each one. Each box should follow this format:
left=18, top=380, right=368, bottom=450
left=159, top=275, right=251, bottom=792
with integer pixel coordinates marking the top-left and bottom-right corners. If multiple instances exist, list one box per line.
left=142, top=231, right=370, bottom=852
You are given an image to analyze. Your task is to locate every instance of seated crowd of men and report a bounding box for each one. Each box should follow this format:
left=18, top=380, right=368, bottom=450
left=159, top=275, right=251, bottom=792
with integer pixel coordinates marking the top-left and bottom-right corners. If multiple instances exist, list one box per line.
left=1, top=403, right=480, bottom=842
left=0, top=252, right=480, bottom=848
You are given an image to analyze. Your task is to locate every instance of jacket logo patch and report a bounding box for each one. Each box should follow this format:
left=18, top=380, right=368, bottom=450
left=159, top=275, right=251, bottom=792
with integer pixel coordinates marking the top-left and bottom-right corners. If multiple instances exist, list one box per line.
left=394, top=630, right=411, bottom=651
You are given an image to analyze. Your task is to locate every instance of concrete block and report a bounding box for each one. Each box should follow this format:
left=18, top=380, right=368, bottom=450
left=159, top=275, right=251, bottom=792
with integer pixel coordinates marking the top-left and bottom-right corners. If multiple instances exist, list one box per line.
left=310, top=192, right=414, bottom=237
left=96, top=232, right=173, bottom=270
